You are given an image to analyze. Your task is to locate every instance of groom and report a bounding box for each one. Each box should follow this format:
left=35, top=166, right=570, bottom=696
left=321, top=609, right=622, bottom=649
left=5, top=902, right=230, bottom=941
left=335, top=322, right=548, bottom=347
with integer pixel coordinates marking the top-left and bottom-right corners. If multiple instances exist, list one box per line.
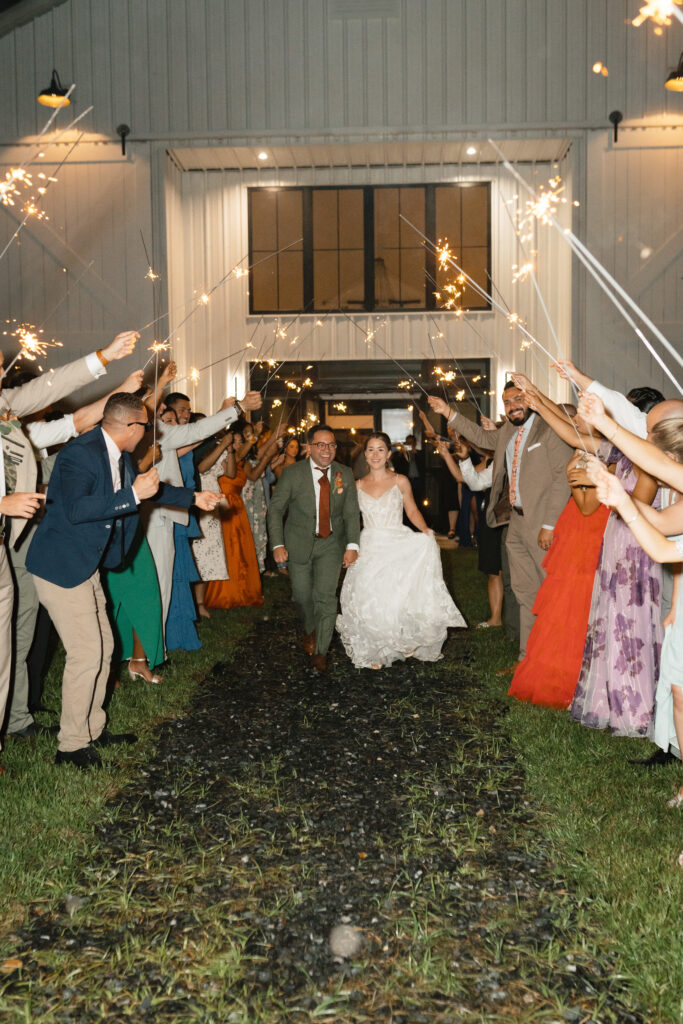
left=267, top=424, right=360, bottom=672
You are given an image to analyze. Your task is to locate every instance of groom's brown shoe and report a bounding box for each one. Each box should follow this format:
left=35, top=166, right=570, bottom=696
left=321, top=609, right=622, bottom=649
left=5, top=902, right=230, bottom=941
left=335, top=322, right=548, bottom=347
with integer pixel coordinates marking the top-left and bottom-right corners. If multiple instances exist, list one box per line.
left=310, top=653, right=327, bottom=673
left=301, top=630, right=316, bottom=656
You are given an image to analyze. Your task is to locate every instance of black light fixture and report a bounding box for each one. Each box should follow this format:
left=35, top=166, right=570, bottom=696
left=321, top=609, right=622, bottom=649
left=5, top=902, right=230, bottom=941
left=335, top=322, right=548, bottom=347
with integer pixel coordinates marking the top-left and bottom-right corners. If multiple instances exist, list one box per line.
left=608, top=110, right=623, bottom=143
left=665, top=51, right=683, bottom=92
left=37, top=69, right=71, bottom=108
left=116, top=124, right=131, bottom=156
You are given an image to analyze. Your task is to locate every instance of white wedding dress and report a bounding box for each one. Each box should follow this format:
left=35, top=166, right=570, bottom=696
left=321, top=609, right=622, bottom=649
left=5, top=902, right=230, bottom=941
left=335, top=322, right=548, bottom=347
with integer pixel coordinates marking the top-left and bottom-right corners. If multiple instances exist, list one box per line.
left=337, top=483, right=466, bottom=669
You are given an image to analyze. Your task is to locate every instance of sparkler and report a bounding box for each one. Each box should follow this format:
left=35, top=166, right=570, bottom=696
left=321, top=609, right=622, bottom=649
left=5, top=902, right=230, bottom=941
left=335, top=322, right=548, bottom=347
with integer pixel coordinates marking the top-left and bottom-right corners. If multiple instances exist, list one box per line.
left=1, top=323, right=64, bottom=378
left=631, top=1, right=683, bottom=30
left=489, top=139, right=683, bottom=393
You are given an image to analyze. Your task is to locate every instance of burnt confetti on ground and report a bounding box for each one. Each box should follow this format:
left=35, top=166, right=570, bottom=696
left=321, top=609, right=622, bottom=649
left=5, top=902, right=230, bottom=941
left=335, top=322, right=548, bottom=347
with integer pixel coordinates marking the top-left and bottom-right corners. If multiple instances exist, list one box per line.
left=0, top=600, right=646, bottom=1022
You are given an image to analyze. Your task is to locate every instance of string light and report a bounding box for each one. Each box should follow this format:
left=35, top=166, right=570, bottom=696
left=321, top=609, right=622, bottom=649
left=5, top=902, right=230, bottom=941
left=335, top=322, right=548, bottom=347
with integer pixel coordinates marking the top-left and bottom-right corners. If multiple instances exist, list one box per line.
left=200, top=293, right=210, bottom=305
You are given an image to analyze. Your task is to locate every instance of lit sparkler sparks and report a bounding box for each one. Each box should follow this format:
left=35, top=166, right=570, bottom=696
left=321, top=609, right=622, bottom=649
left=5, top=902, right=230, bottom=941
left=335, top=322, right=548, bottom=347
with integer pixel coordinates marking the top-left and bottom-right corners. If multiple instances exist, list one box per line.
left=333, top=402, right=347, bottom=412
left=233, top=266, right=248, bottom=278
left=272, top=399, right=282, bottom=408
left=190, top=367, right=200, bottom=385
left=455, top=390, right=466, bottom=401
left=199, top=293, right=210, bottom=305
left=512, top=261, right=535, bottom=283
left=302, top=377, right=313, bottom=388
left=397, top=380, right=412, bottom=389
left=13, top=324, right=63, bottom=360
left=146, top=266, right=159, bottom=281
left=631, top=1, right=683, bottom=31
left=149, top=340, right=171, bottom=354
left=437, top=240, right=454, bottom=271
left=0, top=168, right=32, bottom=207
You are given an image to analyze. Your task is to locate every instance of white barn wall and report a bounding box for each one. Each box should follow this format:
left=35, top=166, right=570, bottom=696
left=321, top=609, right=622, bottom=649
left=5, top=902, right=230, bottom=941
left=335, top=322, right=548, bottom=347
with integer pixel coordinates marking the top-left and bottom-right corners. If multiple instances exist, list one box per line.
left=0, top=0, right=680, bottom=401
left=169, top=159, right=572, bottom=414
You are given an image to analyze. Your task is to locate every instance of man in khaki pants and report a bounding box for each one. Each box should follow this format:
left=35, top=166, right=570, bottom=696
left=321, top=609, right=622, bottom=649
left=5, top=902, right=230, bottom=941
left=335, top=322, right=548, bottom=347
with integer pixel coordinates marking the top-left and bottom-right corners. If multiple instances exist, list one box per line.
left=430, top=382, right=571, bottom=671
left=0, top=332, right=138, bottom=772
left=26, top=393, right=221, bottom=769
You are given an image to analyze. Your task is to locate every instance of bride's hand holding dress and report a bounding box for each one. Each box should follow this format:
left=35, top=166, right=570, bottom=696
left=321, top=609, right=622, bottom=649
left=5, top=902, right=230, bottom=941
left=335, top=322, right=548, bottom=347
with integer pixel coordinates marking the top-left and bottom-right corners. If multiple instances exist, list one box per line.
left=337, top=472, right=465, bottom=669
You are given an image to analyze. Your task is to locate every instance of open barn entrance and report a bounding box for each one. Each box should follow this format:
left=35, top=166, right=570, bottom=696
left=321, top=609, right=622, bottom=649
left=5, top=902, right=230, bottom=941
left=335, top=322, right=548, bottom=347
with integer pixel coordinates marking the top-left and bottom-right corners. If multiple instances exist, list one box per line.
left=249, top=357, right=491, bottom=530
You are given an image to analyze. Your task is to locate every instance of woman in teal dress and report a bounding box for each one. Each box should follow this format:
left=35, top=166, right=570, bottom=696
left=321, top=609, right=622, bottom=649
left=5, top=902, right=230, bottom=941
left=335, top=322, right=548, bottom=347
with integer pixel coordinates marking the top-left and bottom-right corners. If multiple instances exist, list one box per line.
left=102, top=526, right=165, bottom=683
left=165, top=448, right=202, bottom=651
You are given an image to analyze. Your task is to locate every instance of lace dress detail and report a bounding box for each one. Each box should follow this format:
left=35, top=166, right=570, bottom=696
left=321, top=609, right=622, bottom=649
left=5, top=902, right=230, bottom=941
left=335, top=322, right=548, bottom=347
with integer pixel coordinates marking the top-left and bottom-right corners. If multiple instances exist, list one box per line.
left=336, top=484, right=466, bottom=669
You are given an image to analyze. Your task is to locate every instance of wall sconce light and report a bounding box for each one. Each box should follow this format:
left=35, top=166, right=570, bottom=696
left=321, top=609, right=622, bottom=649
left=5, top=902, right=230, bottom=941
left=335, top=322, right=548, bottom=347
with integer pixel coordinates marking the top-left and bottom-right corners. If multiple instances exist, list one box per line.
left=608, top=110, right=623, bottom=143
left=116, top=124, right=131, bottom=156
left=37, top=69, right=71, bottom=108
left=665, top=52, right=683, bottom=91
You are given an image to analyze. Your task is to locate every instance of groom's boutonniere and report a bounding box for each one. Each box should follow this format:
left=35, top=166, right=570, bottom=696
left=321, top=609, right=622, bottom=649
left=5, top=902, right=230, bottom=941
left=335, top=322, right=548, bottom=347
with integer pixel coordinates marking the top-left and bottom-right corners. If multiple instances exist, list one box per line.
left=335, top=471, right=343, bottom=494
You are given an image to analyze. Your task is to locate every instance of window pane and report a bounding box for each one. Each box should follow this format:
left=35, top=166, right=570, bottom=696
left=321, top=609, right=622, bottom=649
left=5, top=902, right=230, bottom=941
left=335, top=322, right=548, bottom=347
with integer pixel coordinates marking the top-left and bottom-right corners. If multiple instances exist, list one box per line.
left=277, top=190, right=304, bottom=249
left=375, top=250, right=400, bottom=307
left=374, top=189, right=399, bottom=249
left=339, top=190, right=364, bottom=249
left=400, top=248, right=426, bottom=307
left=461, top=184, right=488, bottom=246
left=435, top=186, right=461, bottom=248
left=313, top=191, right=338, bottom=250
left=250, top=191, right=277, bottom=251
left=398, top=187, right=425, bottom=247
left=251, top=254, right=278, bottom=311
left=278, top=251, right=304, bottom=311
left=314, top=250, right=338, bottom=308
left=340, top=250, right=365, bottom=307
left=459, top=246, right=489, bottom=308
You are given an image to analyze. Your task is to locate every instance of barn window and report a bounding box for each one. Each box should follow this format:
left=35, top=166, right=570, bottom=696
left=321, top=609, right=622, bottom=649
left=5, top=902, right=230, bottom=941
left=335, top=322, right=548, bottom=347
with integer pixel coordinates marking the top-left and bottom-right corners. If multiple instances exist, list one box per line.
left=248, top=183, right=490, bottom=315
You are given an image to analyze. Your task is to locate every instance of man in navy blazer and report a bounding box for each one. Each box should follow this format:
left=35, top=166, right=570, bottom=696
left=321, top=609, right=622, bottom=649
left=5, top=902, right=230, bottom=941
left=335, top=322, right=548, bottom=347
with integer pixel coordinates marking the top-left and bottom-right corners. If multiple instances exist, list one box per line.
left=27, top=392, right=221, bottom=769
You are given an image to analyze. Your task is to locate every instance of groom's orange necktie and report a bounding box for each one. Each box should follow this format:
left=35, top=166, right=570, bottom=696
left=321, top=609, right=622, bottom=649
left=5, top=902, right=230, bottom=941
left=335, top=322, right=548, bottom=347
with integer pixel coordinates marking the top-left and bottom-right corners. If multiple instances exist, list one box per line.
left=317, top=468, right=331, bottom=539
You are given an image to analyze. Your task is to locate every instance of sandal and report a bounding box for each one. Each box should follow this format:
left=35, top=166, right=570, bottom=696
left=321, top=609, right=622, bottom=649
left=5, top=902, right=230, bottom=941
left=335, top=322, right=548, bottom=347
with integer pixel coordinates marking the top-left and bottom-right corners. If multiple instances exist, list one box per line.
left=666, top=788, right=683, bottom=809
left=127, top=658, right=163, bottom=685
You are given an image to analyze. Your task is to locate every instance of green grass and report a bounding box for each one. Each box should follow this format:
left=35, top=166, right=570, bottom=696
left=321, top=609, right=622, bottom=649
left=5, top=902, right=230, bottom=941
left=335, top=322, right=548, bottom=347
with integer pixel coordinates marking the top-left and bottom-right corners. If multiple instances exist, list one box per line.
left=0, top=605, right=258, bottom=929
left=0, top=551, right=681, bottom=1022
left=442, top=547, right=683, bottom=1023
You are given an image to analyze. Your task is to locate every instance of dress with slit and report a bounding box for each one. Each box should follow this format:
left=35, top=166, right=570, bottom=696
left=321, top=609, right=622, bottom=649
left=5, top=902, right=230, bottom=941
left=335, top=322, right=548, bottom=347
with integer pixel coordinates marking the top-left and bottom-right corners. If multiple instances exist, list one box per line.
left=508, top=496, right=610, bottom=709
left=336, top=483, right=465, bottom=669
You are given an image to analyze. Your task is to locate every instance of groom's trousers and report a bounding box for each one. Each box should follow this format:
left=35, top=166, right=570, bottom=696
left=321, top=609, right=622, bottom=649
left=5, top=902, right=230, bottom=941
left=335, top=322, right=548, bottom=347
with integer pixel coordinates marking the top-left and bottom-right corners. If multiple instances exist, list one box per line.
left=288, top=535, right=342, bottom=655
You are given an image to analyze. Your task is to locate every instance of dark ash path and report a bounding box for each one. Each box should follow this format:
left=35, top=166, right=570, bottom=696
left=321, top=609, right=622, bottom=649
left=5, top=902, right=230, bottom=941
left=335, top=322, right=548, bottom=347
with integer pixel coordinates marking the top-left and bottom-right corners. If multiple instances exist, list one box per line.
left=2, top=609, right=642, bottom=1023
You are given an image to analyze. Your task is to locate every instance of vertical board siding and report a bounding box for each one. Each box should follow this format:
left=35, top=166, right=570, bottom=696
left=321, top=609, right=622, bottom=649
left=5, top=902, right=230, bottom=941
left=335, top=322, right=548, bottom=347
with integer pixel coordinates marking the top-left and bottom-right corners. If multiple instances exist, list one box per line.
left=168, top=160, right=572, bottom=414
left=0, top=0, right=679, bottom=139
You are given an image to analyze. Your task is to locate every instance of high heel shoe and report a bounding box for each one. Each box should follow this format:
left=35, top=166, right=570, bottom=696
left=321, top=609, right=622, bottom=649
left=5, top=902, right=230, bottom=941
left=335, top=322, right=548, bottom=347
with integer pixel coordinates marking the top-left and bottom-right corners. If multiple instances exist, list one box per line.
left=666, top=788, right=683, bottom=809
left=127, top=658, right=163, bottom=685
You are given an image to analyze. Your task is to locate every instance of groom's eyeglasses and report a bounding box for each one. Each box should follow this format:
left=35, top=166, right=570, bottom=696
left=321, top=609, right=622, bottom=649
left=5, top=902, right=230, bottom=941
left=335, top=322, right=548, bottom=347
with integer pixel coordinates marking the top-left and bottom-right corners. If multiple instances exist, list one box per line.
left=311, top=442, right=337, bottom=450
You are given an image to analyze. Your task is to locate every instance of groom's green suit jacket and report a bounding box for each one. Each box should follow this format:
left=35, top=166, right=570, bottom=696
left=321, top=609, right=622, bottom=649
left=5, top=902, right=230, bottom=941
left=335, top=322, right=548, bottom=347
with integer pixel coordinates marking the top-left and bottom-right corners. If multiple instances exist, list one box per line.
left=267, top=459, right=360, bottom=562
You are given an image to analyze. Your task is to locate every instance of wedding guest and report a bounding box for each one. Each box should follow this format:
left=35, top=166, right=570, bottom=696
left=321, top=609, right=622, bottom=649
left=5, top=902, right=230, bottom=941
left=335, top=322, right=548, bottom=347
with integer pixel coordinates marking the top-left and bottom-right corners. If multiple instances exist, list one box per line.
left=165, top=438, right=204, bottom=652
left=143, top=382, right=263, bottom=632
left=438, top=438, right=505, bottom=630
left=274, top=436, right=300, bottom=479
left=8, top=368, right=151, bottom=734
left=25, top=393, right=220, bottom=768
left=243, top=426, right=285, bottom=574
left=204, top=427, right=265, bottom=610
left=507, top=448, right=610, bottom=708
left=586, top=415, right=683, bottom=864
left=0, top=332, right=138, bottom=766
left=429, top=384, right=572, bottom=672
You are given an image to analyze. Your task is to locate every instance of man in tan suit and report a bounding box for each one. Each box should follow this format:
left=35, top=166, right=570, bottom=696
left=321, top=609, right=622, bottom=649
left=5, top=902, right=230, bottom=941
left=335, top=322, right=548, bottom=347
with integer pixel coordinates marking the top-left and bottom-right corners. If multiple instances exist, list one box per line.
left=430, top=382, right=572, bottom=669
left=0, top=332, right=138, bottom=768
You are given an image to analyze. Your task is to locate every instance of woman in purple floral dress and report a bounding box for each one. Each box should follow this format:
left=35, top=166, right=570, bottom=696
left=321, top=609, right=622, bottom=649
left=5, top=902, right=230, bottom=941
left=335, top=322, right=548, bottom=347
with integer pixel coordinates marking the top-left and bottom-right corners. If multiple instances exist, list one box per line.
left=570, top=445, right=662, bottom=737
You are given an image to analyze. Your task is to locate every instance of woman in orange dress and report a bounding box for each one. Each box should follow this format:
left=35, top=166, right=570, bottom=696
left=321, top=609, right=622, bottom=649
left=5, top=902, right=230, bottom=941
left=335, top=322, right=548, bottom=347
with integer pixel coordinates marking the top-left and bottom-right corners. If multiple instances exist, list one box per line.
left=507, top=450, right=610, bottom=709
left=205, top=428, right=281, bottom=610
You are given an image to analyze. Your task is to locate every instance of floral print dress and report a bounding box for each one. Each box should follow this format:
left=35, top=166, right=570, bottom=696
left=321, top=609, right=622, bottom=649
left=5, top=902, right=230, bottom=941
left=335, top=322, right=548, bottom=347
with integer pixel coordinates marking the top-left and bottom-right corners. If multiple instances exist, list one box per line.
left=570, top=448, right=662, bottom=738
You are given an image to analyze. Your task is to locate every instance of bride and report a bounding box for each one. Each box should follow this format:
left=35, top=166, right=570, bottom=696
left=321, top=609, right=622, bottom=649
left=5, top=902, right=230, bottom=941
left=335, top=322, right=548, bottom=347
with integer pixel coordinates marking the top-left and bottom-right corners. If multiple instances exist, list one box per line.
left=337, top=432, right=466, bottom=669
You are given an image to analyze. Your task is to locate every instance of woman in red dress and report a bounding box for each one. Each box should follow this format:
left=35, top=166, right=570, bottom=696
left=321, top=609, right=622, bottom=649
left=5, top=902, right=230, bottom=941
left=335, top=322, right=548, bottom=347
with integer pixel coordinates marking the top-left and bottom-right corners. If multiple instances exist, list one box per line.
left=508, top=450, right=610, bottom=709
